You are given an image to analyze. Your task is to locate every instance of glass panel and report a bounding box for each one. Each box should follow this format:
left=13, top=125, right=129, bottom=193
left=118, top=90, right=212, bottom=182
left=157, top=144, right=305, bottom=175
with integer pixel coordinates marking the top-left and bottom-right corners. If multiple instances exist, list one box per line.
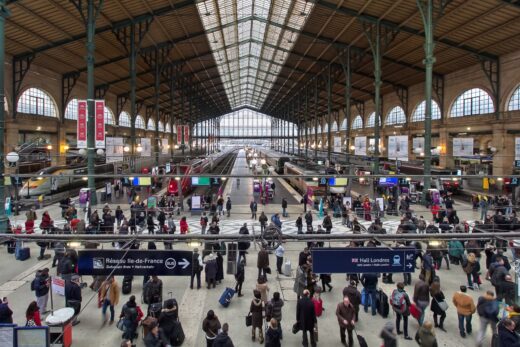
left=17, top=87, right=58, bottom=117
left=119, top=112, right=131, bottom=127
left=385, top=106, right=406, bottom=125
left=411, top=100, right=441, bottom=122
left=352, top=115, right=363, bottom=129
left=450, top=88, right=494, bottom=117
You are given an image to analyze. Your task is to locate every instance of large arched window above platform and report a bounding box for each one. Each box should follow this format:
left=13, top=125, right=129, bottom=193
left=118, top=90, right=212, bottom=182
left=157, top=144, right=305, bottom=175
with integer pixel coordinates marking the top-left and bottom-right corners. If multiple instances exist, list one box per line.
left=165, top=123, right=171, bottom=134
left=17, top=87, right=58, bottom=118
left=65, top=99, right=114, bottom=124
left=411, top=100, right=441, bottom=122
left=340, top=118, right=348, bottom=130
left=158, top=121, right=165, bottom=132
left=352, top=115, right=363, bottom=130
left=119, top=112, right=131, bottom=127
left=366, top=112, right=381, bottom=128
left=104, top=107, right=115, bottom=125
left=218, top=108, right=273, bottom=137
left=450, top=88, right=494, bottom=117
left=147, top=118, right=155, bottom=130
left=508, top=85, right=520, bottom=111
left=331, top=121, right=338, bottom=132
left=385, top=106, right=406, bottom=125
left=135, top=115, right=145, bottom=129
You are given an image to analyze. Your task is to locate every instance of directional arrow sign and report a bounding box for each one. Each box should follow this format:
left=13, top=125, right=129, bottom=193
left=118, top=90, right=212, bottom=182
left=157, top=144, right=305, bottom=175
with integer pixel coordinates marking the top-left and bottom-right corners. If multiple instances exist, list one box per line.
left=311, top=247, right=416, bottom=274
left=78, top=250, right=193, bottom=276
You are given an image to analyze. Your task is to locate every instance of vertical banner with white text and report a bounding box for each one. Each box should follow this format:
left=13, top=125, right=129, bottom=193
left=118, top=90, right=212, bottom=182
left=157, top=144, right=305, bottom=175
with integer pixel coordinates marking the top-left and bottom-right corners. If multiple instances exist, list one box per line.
left=184, top=125, right=190, bottom=144
left=77, top=100, right=87, bottom=149
left=95, top=100, right=105, bottom=148
left=177, top=125, right=183, bottom=144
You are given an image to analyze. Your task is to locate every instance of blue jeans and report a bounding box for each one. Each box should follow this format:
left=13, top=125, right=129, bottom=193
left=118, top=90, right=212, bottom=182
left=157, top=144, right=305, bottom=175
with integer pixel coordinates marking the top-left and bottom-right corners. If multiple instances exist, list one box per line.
left=364, top=288, right=377, bottom=315
left=458, top=314, right=472, bottom=335
left=101, top=299, right=115, bottom=322
left=416, top=301, right=429, bottom=326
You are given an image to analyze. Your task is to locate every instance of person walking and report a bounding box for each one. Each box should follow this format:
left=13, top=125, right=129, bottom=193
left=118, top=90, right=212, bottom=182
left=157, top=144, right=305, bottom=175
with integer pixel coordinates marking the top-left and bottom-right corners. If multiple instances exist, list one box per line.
left=296, top=289, right=317, bottom=347
left=32, top=268, right=50, bottom=315
left=294, top=264, right=307, bottom=300
left=119, top=295, right=143, bottom=343
left=413, top=274, right=431, bottom=326
left=0, top=298, right=13, bottom=324
left=234, top=259, right=245, bottom=297
left=305, top=211, right=313, bottom=230
left=336, top=296, right=356, bottom=346
left=99, top=276, right=120, bottom=325
left=257, top=245, right=269, bottom=280
left=266, top=292, right=284, bottom=332
left=250, top=289, right=265, bottom=343
left=202, top=310, right=221, bottom=347
left=498, top=318, right=520, bottom=346
left=191, top=248, right=202, bottom=290
left=476, top=290, right=499, bottom=347
left=296, top=214, right=303, bottom=234
left=429, top=279, right=447, bottom=332
left=281, top=198, right=288, bottom=217
left=380, top=322, right=398, bottom=347
left=343, top=280, right=362, bottom=322
left=452, top=285, right=476, bottom=338
left=391, top=282, right=413, bottom=340
left=250, top=200, right=257, bottom=220
left=213, top=322, right=234, bottom=347
left=322, top=212, right=333, bottom=233
left=65, top=274, right=82, bottom=325
left=225, top=197, right=232, bottom=217
left=204, top=253, right=218, bottom=289
left=256, top=276, right=270, bottom=303
left=238, top=223, right=250, bottom=265
left=414, top=321, right=438, bottom=347
left=200, top=212, right=208, bottom=235
left=265, top=318, right=282, bottom=347
left=275, top=243, right=284, bottom=275
left=259, top=212, right=268, bottom=233
left=361, top=273, right=379, bottom=316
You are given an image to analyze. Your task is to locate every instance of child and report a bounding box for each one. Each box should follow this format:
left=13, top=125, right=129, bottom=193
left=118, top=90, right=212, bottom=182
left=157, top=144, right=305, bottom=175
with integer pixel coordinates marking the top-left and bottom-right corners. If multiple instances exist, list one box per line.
left=312, top=288, right=323, bottom=317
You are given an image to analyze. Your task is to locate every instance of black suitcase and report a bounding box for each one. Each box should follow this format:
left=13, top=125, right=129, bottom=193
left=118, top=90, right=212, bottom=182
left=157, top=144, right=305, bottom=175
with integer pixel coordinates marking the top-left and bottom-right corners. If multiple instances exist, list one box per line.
left=376, top=289, right=389, bottom=318
left=122, top=275, right=133, bottom=295
left=170, top=320, right=185, bottom=346
left=7, top=242, right=15, bottom=254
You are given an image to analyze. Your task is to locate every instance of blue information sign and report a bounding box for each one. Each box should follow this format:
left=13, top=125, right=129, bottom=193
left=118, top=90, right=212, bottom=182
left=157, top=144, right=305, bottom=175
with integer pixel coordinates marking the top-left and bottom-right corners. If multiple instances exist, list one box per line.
left=311, top=248, right=416, bottom=274
left=78, top=250, right=193, bottom=276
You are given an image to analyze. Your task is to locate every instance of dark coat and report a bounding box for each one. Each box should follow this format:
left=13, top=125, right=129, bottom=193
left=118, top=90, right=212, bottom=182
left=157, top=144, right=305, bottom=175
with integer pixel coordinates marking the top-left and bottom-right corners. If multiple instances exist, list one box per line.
left=498, top=323, right=520, bottom=347
left=205, top=258, right=218, bottom=281
left=296, top=296, right=316, bottom=331
left=257, top=249, right=269, bottom=269
left=235, top=262, right=245, bottom=283
left=144, top=332, right=164, bottom=347
left=213, top=332, right=235, bottom=347
left=343, top=285, right=362, bottom=308
left=430, top=291, right=445, bottom=315
left=265, top=326, right=282, bottom=347
left=158, top=309, right=179, bottom=343
left=250, top=298, right=264, bottom=328
left=0, top=303, right=13, bottom=324
left=216, top=253, right=224, bottom=282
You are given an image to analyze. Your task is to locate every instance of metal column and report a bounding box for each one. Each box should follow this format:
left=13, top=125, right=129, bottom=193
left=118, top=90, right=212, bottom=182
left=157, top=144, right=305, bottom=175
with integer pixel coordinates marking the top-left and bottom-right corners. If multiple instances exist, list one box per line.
left=0, top=1, right=9, bottom=232
left=305, top=87, right=309, bottom=159
left=327, top=65, right=333, bottom=164
left=341, top=48, right=353, bottom=195
left=314, top=78, right=318, bottom=159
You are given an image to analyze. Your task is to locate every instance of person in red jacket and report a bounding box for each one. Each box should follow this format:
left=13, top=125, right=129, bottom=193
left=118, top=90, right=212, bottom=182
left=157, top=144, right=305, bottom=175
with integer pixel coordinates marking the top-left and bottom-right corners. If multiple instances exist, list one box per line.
left=179, top=216, right=189, bottom=234
left=26, top=301, right=42, bottom=326
left=312, top=290, right=323, bottom=317
left=40, top=211, right=53, bottom=233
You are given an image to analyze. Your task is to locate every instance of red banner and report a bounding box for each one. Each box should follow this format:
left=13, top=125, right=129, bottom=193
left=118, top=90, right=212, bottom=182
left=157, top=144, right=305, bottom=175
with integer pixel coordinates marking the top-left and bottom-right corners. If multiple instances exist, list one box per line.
left=95, top=100, right=105, bottom=148
left=184, top=125, right=190, bottom=144
left=177, top=125, right=183, bottom=144
left=77, top=100, right=87, bottom=149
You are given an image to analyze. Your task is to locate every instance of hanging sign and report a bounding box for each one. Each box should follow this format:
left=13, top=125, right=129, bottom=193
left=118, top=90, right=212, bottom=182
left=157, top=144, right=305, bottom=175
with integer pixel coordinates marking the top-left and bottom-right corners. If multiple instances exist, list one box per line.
left=177, top=125, right=183, bottom=144
left=184, top=125, right=190, bottom=144
left=333, top=136, right=342, bottom=153
left=515, top=138, right=520, bottom=160
left=453, top=137, right=474, bottom=157
left=388, top=135, right=409, bottom=161
left=412, top=137, right=424, bottom=153
left=162, top=138, right=169, bottom=154
left=95, top=100, right=105, bottom=148
left=77, top=100, right=87, bottom=149
left=141, top=138, right=152, bottom=157
left=354, top=136, right=367, bottom=156
left=106, top=137, right=124, bottom=163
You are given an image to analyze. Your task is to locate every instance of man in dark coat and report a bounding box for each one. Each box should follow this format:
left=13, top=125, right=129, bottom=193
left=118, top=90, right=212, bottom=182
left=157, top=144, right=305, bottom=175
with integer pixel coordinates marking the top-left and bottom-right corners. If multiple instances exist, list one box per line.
left=238, top=223, right=250, bottom=265
left=296, top=289, right=317, bottom=347
left=342, top=280, right=362, bottom=322
left=257, top=245, right=269, bottom=280
left=234, top=259, right=245, bottom=297
left=65, top=274, right=82, bottom=325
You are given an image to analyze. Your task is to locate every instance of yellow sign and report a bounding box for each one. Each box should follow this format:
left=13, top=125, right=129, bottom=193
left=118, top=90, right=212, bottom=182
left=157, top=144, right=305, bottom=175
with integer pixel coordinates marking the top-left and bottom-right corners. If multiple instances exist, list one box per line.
left=483, top=177, right=489, bottom=190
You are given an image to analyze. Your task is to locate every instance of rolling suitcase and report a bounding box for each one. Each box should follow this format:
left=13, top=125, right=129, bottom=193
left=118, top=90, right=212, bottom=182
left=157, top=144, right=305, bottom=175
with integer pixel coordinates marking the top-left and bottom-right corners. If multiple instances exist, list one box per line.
left=170, top=320, right=185, bottom=346
left=15, top=247, right=30, bottom=261
left=219, top=287, right=235, bottom=307
left=376, top=289, right=389, bottom=318
left=361, top=288, right=371, bottom=307
left=122, top=275, right=133, bottom=295
left=283, top=261, right=292, bottom=276
left=141, top=316, right=157, bottom=340
left=148, top=302, right=162, bottom=318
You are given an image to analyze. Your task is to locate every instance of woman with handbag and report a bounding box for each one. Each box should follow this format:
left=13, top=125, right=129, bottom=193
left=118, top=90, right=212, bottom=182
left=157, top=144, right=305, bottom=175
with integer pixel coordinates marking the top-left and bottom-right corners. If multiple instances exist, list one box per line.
left=250, top=290, right=264, bottom=343
left=25, top=301, right=42, bottom=326
left=202, top=310, right=221, bottom=347
left=430, top=278, right=447, bottom=332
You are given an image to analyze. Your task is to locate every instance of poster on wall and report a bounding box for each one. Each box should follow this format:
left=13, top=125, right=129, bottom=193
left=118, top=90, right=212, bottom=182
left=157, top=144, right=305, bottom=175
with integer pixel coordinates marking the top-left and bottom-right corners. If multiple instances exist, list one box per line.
left=77, top=100, right=87, bottom=149
left=105, top=137, right=124, bottom=163
left=388, top=135, right=409, bottom=161
left=184, top=125, right=190, bottom=144
left=412, top=137, right=425, bottom=153
left=177, top=125, right=183, bottom=144
left=453, top=137, right=474, bottom=157
left=333, top=136, right=342, bottom=153
left=354, top=137, right=367, bottom=156
left=161, top=138, right=169, bottom=154
left=95, top=100, right=105, bottom=148
left=515, top=137, right=520, bottom=160
left=141, top=138, right=152, bottom=157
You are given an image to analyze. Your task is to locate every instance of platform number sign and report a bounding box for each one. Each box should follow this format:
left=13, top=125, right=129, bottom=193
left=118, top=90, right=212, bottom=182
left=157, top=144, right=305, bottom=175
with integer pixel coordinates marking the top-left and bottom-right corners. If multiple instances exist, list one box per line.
left=515, top=160, right=520, bottom=168
left=318, top=178, right=328, bottom=187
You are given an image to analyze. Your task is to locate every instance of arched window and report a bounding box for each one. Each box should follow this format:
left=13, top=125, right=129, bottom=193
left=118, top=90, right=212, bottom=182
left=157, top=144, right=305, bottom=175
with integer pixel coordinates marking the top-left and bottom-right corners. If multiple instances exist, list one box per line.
left=366, top=112, right=381, bottom=128
left=135, top=115, right=145, bottom=129
left=158, top=121, right=165, bottom=132
left=147, top=118, right=155, bottom=130
left=323, top=123, right=329, bottom=133
left=385, top=106, right=406, bottom=125
left=317, top=125, right=322, bottom=134
left=411, top=100, right=441, bottom=122
left=508, top=85, right=520, bottom=111
left=340, top=118, right=348, bottom=130
left=311, top=127, right=315, bottom=134
left=119, top=112, right=131, bottom=127
left=17, top=87, right=57, bottom=117
left=104, top=107, right=115, bottom=125
left=450, top=88, right=494, bottom=117
left=165, top=123, right=171, bottom=134
left=331, top=121, right=338, bottom=132
left=352, top=115, right=363, bottom=129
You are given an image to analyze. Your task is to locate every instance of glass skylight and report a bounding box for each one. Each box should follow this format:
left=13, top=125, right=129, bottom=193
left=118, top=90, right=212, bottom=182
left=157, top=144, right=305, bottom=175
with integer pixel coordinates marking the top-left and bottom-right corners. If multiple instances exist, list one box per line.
left=197, top=0, right=314, bottom=109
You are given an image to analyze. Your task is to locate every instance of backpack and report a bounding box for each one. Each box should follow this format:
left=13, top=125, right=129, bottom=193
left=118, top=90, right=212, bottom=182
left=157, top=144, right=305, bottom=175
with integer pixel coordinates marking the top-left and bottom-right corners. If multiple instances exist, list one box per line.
left=30, top=278, right=38, bottom=291
left=391, top=290, right=407, bottom=314
left=143, top=281, right=161, bottom=304
left=124, top=306, right=138, bottom=322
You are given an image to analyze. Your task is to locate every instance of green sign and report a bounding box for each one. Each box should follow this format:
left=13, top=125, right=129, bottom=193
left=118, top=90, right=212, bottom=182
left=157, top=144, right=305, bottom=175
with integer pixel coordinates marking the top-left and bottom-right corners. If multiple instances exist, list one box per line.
left=147, top=196, right=157, bottom=209
left=191, top=177, right=210, bottom=186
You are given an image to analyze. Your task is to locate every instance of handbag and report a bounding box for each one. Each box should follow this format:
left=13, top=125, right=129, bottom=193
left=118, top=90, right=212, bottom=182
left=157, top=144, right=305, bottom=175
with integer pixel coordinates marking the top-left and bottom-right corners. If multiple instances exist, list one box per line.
left=435, top=298, right=448, bottom=312
left=265, top=267, right=272, bottom=274
left=292, top=322, right=301, bottom=334
left=116, top=318, right=126, bottom=332
left=245, top=313, right=252, bottom=327
left=25, top=319, right=36, bottom=327
left=313, top=324, right=319, bottom=342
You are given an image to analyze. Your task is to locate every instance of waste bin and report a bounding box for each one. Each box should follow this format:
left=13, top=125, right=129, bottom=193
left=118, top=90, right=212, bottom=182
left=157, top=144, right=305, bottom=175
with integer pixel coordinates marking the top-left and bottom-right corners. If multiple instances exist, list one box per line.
left=46, top=307, right=74, bottom=347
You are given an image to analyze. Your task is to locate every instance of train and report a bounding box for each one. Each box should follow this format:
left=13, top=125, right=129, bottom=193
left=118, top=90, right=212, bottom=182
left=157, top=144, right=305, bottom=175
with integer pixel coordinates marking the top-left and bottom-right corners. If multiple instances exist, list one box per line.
left=19, top=162, right=115, bottom=198
left=166, top=150, right=233, bottom=196
left=255, top=148, right=296, bottom=173
left=284, top=160, right=347, bottom=198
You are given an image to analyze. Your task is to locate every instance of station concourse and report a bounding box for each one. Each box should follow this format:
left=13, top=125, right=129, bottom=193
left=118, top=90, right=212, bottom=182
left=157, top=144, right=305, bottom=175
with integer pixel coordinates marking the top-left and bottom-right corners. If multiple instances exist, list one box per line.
left=2, top=1, right=520, bottom=347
